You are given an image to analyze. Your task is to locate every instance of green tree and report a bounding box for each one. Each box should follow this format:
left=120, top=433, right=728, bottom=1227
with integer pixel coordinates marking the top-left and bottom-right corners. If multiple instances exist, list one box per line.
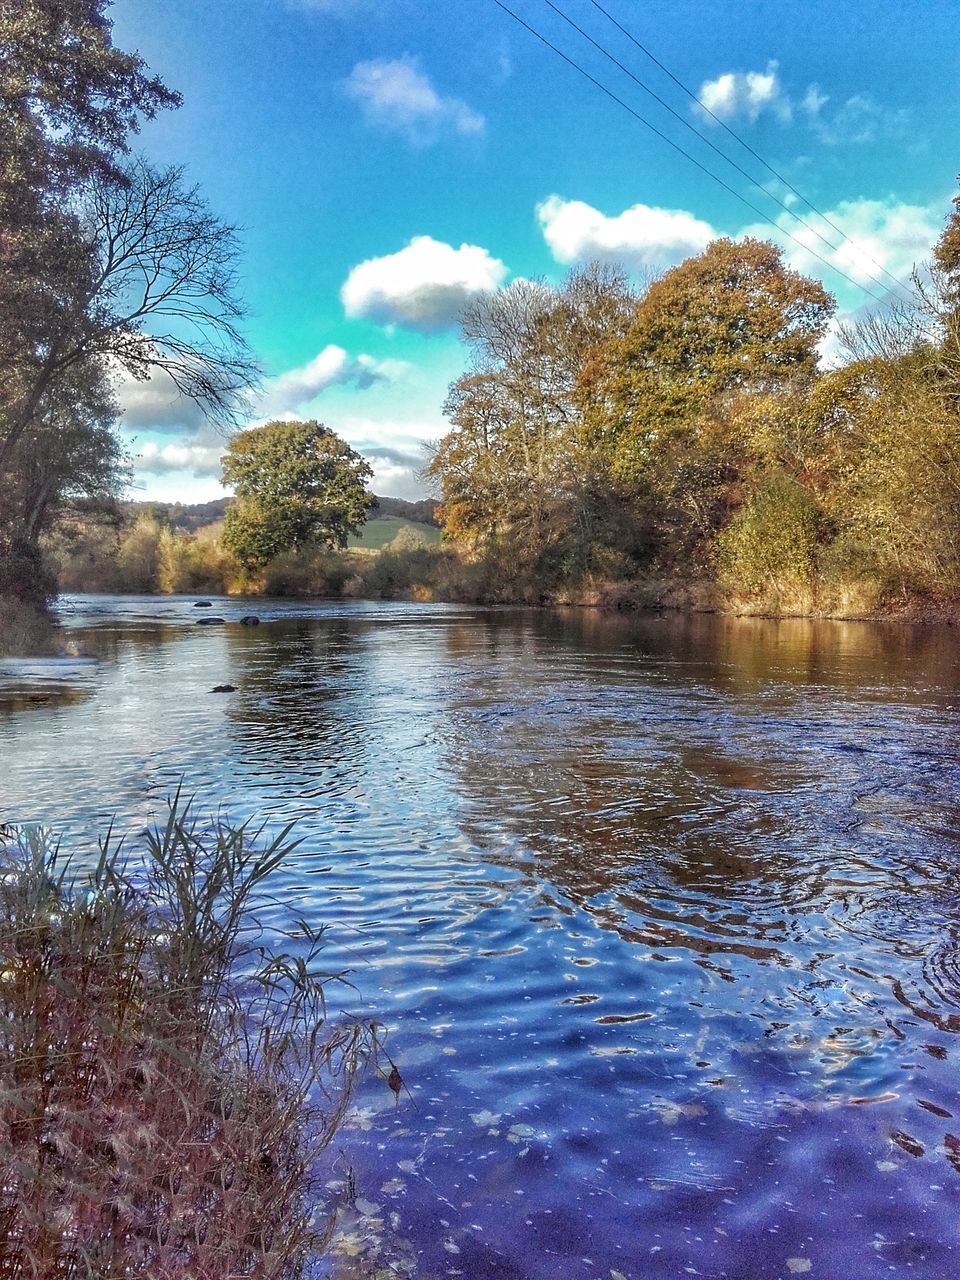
left=222, top=421, right=373, bottom=574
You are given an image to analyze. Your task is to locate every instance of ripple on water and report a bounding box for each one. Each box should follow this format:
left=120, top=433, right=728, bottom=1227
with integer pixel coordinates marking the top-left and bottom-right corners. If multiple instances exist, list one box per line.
left=3, top=600, right=960, bottom=1278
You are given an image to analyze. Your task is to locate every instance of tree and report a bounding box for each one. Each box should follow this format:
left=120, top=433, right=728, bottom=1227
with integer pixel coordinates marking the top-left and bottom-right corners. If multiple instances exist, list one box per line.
left=1, top=159, right=255, bottom=477
left=1, top=156, right=255, bottom=603
left=1, top=5, right=255, bottom=610
left=428, top=263, right=638, bottom=574
left=1, top=0, right=178, bottom=434
left=221, top=421, right=373, bottom=573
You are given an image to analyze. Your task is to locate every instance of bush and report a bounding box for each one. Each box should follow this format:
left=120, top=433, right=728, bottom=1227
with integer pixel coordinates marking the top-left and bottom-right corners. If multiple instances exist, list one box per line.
left=718, top=471, right=822, bottom=608
left=0, top=799, right=379, bottom=1277
left=0, top=537, right=56, bottom=608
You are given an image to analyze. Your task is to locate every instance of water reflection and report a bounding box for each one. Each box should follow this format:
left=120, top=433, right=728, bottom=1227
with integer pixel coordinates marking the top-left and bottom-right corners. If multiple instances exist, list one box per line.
left=2, top=598, right=960, bottom=1278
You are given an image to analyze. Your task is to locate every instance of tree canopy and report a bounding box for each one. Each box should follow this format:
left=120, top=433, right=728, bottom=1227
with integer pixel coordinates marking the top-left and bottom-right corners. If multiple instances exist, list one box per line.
left=428, top=209, right=960, bottom=611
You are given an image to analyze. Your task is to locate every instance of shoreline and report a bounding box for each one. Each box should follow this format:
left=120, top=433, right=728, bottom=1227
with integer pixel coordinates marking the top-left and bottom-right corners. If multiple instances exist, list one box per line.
left=7, top=584, right=958, bottom=639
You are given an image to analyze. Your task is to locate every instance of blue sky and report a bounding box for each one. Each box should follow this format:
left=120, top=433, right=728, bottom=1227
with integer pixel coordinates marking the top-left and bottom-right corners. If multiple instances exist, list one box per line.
left=110, top=0, right=959, bottom=502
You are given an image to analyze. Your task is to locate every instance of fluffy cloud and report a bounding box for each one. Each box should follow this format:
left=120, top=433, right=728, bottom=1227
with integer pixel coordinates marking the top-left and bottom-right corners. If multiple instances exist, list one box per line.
left=697, top=62, right=790, bottom=124
left=328, top=414, right=443, bottom=498
left=696, top=63, right=907, bottom=145
left=115, top=345, right=403, bottom=438
left=255, top=344, right=407, bottom=416
left=537, top=195, right=715, bottom=273
left=758, top=196, right=943, bottom=290
left=804, top=91, right=909, bottom=146
left=341, top=235, right=508, bottom=330
left=134, top=441, right=225, bottom=478
left=344, top=57, right=484, bottom=145
left=541, top=190, right=942, bottom=310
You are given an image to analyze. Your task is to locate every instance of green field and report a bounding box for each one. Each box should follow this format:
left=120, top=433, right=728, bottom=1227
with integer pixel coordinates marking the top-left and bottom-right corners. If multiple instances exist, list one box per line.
left=346, top=517, right=441, bottom=550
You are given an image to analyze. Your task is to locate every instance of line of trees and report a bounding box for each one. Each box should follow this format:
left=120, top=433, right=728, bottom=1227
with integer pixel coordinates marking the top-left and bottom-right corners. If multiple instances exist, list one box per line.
left=429, top=202, right=960, bottom=613
left=0, top=1, right=255, bottom=611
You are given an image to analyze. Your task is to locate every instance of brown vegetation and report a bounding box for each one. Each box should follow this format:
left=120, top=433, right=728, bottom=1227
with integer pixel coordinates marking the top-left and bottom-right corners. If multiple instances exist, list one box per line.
left=0, top=799, right=377, bottom=1277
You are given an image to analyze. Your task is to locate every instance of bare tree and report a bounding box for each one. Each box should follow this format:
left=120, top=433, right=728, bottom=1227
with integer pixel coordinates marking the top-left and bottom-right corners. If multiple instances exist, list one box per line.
left=0, top=159, right=257, bottom=475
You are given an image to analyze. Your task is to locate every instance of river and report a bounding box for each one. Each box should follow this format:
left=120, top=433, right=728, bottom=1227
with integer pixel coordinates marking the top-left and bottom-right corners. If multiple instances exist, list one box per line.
left=2, top=595, right=960, bottom=1278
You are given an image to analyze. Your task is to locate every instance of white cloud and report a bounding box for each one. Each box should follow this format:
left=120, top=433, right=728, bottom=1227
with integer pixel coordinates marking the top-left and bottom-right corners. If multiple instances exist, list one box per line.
left=321, top=414, right=443, bottom=499
left=697, top=62, right=790, bottom=124
left=757, top=196, right=942, bottom=290
left=541, top=190, right=943, bottom=311
left=344, top=57, right=484, bottom=145
left=116, top=345, right=403, bottom=437
left=802, top=84, right=829, bottom=117
left=341, top=235, right=508, bottom=331
left=698, top=62, right=906, bottom=147
left=256, top=344, right=407, bottom=416
left=134, top=441, right=224, bottom=478
left=537, top=195, right=715, bottom=273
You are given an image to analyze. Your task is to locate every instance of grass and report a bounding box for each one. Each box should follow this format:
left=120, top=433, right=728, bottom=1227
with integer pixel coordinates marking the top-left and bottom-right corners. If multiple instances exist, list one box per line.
left=0, top=797, right=384, bottom=1277
left=346, top=518, right=440, bottom=551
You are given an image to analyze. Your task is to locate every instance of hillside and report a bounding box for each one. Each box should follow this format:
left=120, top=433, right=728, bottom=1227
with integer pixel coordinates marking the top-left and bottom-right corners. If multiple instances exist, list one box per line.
left=126, top=494, right=440, bottom=534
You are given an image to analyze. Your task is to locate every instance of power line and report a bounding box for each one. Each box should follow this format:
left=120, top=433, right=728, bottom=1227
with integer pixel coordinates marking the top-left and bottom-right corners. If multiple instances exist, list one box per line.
left=489, top=0, right=888, bottom=305
left=539, top=0, right=913, bottom=304
left=585, top=0, right=917, bottom=300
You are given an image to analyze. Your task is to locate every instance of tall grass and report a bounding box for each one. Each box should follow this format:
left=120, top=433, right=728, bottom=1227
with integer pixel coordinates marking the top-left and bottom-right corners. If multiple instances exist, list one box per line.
left=0, top=799, right=379, bottom=1278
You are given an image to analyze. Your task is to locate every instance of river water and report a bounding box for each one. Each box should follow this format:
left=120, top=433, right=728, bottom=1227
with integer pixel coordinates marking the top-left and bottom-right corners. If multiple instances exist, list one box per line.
left=2, top=595, right=960, bottom=1279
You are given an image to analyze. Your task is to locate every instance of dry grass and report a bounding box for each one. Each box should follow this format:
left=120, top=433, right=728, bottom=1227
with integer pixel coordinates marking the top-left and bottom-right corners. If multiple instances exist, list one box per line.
left=0, top=798, right=379, bottom=1278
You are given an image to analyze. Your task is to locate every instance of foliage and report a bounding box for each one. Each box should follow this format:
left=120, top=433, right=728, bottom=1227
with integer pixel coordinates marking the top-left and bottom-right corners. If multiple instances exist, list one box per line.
left=0, top=797, right=377, bottom=1277
left=26, top=176, right=960, bottom=618
left=0, top=0, right=178, bottom=421
left=426, top=210, right=960, bottom=615
left=0, top=596, right=57, bottom=657
left=580, top=239, right=835, bottom=556
left=222, top=421, right=373, bottom=573
left=718, top=470, right=823, bottom=604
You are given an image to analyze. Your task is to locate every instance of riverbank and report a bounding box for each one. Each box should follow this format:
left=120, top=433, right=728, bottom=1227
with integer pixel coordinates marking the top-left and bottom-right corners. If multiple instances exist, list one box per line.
left=0, top=800, right=370, bottom=1274
left=38, top=500, right=960, bottom=632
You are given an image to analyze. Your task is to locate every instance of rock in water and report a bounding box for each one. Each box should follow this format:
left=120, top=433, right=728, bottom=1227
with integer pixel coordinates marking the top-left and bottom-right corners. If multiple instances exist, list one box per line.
left=196, top=617, right=226, bottom=626
left=239, top=615, right=260, bottom=626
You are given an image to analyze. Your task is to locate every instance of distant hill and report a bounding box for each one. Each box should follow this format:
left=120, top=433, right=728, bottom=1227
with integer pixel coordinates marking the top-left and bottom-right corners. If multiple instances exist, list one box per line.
left=126, top=494, right=440, bottom=533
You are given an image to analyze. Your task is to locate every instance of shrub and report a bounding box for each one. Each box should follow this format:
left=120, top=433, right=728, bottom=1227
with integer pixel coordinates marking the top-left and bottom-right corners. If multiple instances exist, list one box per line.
left=116, top=514, right=164, bottom=592
left=718, top=471, right=822, bottom=607
left=0, top=799, right=378, bottom=1278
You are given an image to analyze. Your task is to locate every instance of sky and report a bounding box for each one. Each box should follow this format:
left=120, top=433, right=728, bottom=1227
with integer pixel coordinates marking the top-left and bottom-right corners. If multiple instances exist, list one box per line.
left=109, top=0, right=960, bottom=503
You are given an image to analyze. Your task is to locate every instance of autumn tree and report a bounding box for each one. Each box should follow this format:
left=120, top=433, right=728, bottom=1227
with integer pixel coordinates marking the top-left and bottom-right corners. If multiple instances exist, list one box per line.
left=429, top=263, right=638, bottom=577
left=222, top=421, right=373, bottom=574
left=581, top=238, right=835, bottom=565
